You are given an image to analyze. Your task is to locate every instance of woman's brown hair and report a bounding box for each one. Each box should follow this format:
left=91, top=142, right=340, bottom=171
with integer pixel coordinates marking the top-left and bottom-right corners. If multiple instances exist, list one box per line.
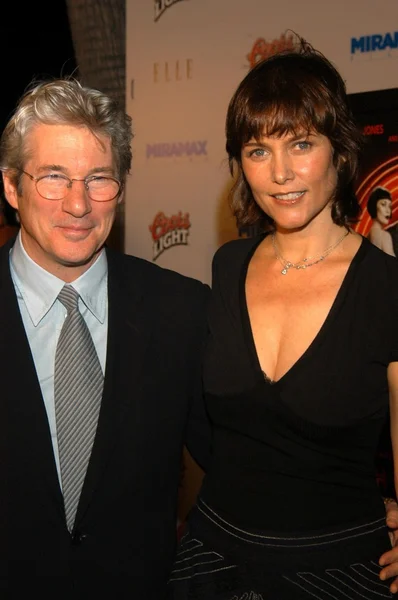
left=226, top=35, right=364, bottom=229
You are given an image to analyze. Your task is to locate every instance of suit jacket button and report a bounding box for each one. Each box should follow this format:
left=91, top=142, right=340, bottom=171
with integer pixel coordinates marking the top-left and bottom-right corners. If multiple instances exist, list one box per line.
left=72, top=530, right=87, bottom=545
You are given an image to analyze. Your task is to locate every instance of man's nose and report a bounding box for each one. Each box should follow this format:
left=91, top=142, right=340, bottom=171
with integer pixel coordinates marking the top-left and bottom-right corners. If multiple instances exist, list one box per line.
left=61, top=180, right=92, bottom=217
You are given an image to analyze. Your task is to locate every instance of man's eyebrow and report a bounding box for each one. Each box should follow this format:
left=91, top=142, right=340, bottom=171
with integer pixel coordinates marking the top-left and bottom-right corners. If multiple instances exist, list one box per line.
left=35, top=165, right=115, bottom=175
left=36, top=164, right=64, bottom=173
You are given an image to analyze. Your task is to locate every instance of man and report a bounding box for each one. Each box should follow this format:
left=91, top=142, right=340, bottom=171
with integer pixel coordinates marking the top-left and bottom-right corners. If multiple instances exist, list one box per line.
left=2, top=78, right=398, bottom=599
left=0, top=78, right=210, bottom=598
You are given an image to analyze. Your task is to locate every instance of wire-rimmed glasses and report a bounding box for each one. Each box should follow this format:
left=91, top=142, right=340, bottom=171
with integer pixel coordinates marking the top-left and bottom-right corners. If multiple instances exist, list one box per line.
left=21, top=170, right=122, bottom=202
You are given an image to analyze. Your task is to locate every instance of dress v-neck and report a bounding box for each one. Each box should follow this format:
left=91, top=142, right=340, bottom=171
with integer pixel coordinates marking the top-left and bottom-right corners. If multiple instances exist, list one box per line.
left=239, top=234, right=366, bottom=387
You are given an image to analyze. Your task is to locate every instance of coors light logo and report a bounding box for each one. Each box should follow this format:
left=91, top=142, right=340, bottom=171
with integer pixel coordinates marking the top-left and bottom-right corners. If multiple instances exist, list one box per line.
left=154, top=0, right=187, bottom=22
left=149, top=211, right=191, bottom=261
left=247, top=32, right=294, bottom=68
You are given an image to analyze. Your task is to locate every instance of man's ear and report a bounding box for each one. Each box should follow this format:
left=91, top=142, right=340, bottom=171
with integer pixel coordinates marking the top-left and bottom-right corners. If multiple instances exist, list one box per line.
left=117, top=185, right=125, bottom=206
left=2, top=171, right=19, bottom=211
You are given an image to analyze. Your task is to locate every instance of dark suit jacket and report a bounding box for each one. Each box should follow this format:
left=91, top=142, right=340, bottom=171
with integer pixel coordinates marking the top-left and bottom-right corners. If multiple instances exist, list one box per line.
left=0, top=239, right=211, bottom=599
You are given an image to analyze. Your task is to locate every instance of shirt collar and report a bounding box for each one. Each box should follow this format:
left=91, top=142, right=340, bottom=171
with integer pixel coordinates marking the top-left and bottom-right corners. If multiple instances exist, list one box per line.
left=10, top=232, right=108, bottom=326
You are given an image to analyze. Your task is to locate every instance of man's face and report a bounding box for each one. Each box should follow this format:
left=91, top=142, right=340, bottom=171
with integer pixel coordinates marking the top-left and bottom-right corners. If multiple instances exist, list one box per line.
left=3, top=123, right=121, bottom=281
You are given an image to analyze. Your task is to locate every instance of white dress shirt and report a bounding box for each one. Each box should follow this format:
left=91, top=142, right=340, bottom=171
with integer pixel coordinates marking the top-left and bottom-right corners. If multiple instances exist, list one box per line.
left=9, top=233, right=108, bottom=484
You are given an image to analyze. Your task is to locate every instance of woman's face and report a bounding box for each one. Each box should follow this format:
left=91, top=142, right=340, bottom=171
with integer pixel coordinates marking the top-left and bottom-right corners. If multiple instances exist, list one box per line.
left=376, top=198, right=392, bottom=226
left=241, top=130, right=338, bottom=232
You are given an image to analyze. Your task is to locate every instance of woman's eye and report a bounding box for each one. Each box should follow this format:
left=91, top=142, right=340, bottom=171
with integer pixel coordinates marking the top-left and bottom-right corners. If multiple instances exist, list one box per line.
left=249, top=148, right=266, bottom=158
left=296, top=141, right=311, bottom=150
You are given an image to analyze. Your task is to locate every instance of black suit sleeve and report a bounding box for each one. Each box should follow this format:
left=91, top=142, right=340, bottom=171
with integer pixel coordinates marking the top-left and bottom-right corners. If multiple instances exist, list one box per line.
left=184, top=283, right=212, bottom=472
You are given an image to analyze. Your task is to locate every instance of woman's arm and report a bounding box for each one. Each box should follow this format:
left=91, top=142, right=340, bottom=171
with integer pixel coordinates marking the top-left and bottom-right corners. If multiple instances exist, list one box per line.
left=388, top=362, right=398, bottom=502
left=380, top=500, right=398, bottom=592
left=379, top=363, right=398, bottom=592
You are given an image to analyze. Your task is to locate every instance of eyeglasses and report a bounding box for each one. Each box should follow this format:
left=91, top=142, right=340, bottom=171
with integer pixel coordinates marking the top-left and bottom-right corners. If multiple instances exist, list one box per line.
left=21, top=170, right=122, bottom=202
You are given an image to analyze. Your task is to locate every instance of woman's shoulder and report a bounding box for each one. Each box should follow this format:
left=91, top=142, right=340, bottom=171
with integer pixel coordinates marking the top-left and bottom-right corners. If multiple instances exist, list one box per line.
left=360, top=236, right=398, bottom=291
left=362, top=235, right=397, bottom=263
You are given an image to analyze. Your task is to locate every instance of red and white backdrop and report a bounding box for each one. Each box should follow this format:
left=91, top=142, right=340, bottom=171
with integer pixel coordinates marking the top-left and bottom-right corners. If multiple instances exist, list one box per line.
left=125, top=0, right=397, bottom=286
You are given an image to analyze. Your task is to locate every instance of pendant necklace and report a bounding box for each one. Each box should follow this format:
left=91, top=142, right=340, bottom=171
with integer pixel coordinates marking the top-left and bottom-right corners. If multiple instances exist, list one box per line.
left=272, top=229, right=350, bottom=275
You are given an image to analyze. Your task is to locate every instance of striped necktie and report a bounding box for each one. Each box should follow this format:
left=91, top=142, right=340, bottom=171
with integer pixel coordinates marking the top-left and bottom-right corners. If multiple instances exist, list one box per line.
left=54, top=284, right=103, bottom=532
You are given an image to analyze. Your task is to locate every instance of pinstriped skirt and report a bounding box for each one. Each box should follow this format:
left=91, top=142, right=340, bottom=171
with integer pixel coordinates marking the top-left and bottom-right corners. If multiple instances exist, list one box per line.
left=167, top=497, right=393, bottom=599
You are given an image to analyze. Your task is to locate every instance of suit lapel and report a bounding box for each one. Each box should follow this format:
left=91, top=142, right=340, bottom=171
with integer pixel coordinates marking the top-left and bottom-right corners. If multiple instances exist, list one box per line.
left=0, top=241, right=64, bottom=512
left=76, top=249, right=153, bottom=522
left=1, top=241, right=155, bottom=529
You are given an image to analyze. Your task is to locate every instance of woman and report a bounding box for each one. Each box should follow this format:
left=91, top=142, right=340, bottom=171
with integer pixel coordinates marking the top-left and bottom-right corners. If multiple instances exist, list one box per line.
left=168, top=38, right=398, bottom=599
left=367, top=186, right=395, bottom=256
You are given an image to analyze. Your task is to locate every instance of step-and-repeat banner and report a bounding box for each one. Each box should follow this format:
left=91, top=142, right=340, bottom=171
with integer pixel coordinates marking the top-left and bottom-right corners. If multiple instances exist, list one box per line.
left=125, top=0, right=397, bottom=285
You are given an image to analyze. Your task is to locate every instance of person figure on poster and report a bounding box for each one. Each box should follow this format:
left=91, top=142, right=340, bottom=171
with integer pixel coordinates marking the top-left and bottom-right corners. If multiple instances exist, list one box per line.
left=367, top=186, right=396, bottom=256
left=168, top=37, right=398, bottom=598
left=0, top=77, right=211, bottom=598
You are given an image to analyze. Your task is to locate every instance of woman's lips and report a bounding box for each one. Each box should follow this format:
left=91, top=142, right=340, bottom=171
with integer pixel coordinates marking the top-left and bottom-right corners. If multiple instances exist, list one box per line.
left=272, top=191, right=305, bottom=203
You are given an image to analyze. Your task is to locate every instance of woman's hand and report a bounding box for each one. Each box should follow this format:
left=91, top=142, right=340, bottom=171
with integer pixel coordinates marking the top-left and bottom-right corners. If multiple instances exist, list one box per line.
left=379, top=499, right=398, bottom=593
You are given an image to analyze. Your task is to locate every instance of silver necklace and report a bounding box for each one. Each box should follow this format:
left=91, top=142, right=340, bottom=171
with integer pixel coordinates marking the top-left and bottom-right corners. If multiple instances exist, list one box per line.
left=272, top=229, right=349, bottom=275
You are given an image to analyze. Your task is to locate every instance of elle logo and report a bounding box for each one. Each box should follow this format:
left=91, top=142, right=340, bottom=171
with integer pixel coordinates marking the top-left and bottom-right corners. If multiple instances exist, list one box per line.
left=153, top=59, right=193, bottom=82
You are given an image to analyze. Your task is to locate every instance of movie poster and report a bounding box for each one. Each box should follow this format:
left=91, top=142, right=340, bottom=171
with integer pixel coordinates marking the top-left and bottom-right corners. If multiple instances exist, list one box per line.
left=350, top=88, right=398, bottom=252
left=349, top=87, right=398, bottom=497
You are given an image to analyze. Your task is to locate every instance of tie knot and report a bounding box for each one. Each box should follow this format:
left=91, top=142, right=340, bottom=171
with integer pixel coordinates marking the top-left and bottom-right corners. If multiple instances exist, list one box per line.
left=58, top=285, right=80, bottom=313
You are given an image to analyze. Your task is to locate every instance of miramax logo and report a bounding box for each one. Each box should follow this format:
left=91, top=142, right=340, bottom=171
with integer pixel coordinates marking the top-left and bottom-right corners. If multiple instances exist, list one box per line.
left=351, top=31, right=398, bottom=59
left=146, top=140, right=207, bottom=159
